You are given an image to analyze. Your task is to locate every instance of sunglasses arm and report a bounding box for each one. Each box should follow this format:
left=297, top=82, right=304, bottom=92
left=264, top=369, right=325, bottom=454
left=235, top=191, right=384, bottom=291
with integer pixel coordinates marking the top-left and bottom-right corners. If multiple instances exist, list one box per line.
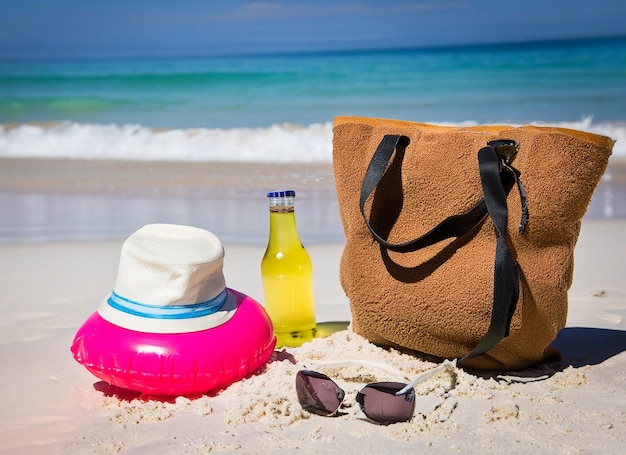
left=395, top=359, right=457, bottom=396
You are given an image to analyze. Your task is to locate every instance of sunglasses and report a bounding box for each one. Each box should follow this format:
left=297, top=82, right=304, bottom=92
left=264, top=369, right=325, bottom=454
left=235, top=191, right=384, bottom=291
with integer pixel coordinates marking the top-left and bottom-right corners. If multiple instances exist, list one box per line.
left=295, top=360, right=454, bottom=425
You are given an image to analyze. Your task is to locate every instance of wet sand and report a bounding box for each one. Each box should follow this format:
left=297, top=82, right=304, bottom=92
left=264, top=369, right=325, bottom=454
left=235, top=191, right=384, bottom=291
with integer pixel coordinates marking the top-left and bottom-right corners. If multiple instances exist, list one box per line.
left=1, top=157, right=625, bottom=244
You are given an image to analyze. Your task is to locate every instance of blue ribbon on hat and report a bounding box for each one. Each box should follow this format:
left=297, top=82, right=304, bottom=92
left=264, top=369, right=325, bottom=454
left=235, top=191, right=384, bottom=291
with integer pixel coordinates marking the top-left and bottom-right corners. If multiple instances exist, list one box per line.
left=107, top=289, right=228, bottom=319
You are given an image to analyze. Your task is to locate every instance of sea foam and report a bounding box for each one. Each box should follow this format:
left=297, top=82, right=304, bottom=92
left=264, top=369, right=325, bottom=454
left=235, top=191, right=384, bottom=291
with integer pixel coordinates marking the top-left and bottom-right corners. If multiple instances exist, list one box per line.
left=0, top=119, right=623, bottom=162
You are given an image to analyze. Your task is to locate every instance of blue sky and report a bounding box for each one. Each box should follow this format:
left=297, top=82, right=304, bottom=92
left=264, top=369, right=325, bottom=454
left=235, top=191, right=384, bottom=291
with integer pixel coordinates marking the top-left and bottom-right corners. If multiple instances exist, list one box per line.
left=2, top=0, right=625, bottom=59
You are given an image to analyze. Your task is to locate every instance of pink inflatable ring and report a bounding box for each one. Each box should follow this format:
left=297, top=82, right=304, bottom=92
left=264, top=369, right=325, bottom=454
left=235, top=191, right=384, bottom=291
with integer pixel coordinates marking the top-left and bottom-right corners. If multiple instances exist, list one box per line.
left=70, top=224, right=276, bottom=396
left=71, top=289, right=276, bottom=396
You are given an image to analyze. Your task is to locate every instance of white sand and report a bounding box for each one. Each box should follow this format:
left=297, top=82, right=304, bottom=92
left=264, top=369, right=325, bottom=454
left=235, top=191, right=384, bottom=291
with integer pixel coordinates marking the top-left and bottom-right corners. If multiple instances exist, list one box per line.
left=0, top=220, right=625, bottom=454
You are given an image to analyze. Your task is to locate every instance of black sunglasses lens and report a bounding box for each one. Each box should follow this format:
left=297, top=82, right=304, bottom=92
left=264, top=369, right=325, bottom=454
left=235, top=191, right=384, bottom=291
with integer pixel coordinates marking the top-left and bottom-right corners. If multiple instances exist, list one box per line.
left=296, top=370, right=345, bottom=416
left=356, top=382, right=415, bottom=424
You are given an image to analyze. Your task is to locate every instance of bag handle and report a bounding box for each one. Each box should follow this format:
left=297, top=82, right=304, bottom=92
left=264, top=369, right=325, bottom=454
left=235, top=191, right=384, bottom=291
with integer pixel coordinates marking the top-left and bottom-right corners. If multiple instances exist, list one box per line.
left=360, top=135, right=488, bottom=252
left=359, top=134, right=528, bottom=361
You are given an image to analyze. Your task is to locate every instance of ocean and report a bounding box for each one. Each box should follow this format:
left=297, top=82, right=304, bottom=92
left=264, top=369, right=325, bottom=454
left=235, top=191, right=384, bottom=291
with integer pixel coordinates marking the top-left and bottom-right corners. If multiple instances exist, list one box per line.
left=1, top=36, right=625, bottom=243
left=1, top=36, right=625, bottom=160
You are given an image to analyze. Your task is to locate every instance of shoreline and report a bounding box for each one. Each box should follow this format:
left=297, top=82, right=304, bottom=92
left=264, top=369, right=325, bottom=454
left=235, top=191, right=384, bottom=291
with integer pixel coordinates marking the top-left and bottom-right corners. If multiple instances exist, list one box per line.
left=0, top=158, right=340, bottom=245
left=1, top=156, right=625, bottom=245
left=1, top=155, right=625, bottom=194
left=0, top=158, right=336, bottom=195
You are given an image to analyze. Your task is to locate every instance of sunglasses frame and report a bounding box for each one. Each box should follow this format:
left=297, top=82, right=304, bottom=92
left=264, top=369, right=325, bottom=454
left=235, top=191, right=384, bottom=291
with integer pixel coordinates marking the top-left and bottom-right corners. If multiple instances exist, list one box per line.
left=296, top=369, right=415, bottom=424
left=295, top=360, right=455, bottom=425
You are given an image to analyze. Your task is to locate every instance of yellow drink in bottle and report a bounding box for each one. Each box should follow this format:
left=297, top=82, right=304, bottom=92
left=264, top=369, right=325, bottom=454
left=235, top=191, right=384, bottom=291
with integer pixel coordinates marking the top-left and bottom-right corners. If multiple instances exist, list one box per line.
left=261, top=190, right=316, bottom=347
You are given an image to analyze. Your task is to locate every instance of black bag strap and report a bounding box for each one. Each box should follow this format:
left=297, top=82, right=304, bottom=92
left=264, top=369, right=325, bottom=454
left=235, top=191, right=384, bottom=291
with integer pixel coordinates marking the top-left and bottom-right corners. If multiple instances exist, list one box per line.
left=460, top=142, right=521, bottom=361
left=359, top=134, right=528, bottom=361
left=360, top=135, right=488, bottom=253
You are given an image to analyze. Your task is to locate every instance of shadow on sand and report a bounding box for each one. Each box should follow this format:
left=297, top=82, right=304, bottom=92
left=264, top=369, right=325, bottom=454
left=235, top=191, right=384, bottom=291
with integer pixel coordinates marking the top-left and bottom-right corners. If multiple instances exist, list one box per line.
left=551, top=326, right=626, bottom=368
left=456, top=327, right=626, bottom=382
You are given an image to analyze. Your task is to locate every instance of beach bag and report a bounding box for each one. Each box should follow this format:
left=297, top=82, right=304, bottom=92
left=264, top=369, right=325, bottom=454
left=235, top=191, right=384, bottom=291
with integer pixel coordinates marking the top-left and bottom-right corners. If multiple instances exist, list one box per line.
left=333, top=116, right=614, bottom=370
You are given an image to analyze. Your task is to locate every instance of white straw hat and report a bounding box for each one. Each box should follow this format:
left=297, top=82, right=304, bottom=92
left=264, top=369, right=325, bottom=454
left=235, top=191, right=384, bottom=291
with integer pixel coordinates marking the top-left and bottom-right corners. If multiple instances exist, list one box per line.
left=97, top=224, right=238, bottom=334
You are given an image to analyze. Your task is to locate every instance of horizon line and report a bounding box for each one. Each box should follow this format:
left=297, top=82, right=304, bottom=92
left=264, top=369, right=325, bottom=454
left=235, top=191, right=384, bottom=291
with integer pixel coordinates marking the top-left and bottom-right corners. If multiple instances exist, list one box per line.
left=2, top=33, right=625, bottom=63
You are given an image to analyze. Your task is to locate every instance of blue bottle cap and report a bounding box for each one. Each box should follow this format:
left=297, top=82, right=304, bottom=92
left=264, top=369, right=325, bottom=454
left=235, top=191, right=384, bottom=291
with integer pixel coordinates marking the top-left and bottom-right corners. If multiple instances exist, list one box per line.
left=267, top=190, right=296, bottom=198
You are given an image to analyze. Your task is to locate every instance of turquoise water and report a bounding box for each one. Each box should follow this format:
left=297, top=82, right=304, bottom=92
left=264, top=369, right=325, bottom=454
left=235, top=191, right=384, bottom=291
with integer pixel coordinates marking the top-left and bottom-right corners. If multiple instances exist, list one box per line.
left=2, top=36, right=625, bottom=129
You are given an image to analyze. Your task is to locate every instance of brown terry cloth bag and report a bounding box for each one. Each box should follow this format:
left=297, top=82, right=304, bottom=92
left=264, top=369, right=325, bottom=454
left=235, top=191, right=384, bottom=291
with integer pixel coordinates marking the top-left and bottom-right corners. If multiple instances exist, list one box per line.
left=333, top=116, right=614, bottom=370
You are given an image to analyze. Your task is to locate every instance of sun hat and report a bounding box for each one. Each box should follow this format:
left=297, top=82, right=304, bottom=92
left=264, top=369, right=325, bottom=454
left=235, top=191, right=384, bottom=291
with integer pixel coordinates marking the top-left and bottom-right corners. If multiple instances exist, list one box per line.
left=97, top=223, right=239, bottom=334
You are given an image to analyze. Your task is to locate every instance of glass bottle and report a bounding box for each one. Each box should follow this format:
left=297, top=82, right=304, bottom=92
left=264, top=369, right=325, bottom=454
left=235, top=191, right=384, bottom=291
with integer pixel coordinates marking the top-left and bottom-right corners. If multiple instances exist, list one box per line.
left=261, top=190, right=316, bottom=347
